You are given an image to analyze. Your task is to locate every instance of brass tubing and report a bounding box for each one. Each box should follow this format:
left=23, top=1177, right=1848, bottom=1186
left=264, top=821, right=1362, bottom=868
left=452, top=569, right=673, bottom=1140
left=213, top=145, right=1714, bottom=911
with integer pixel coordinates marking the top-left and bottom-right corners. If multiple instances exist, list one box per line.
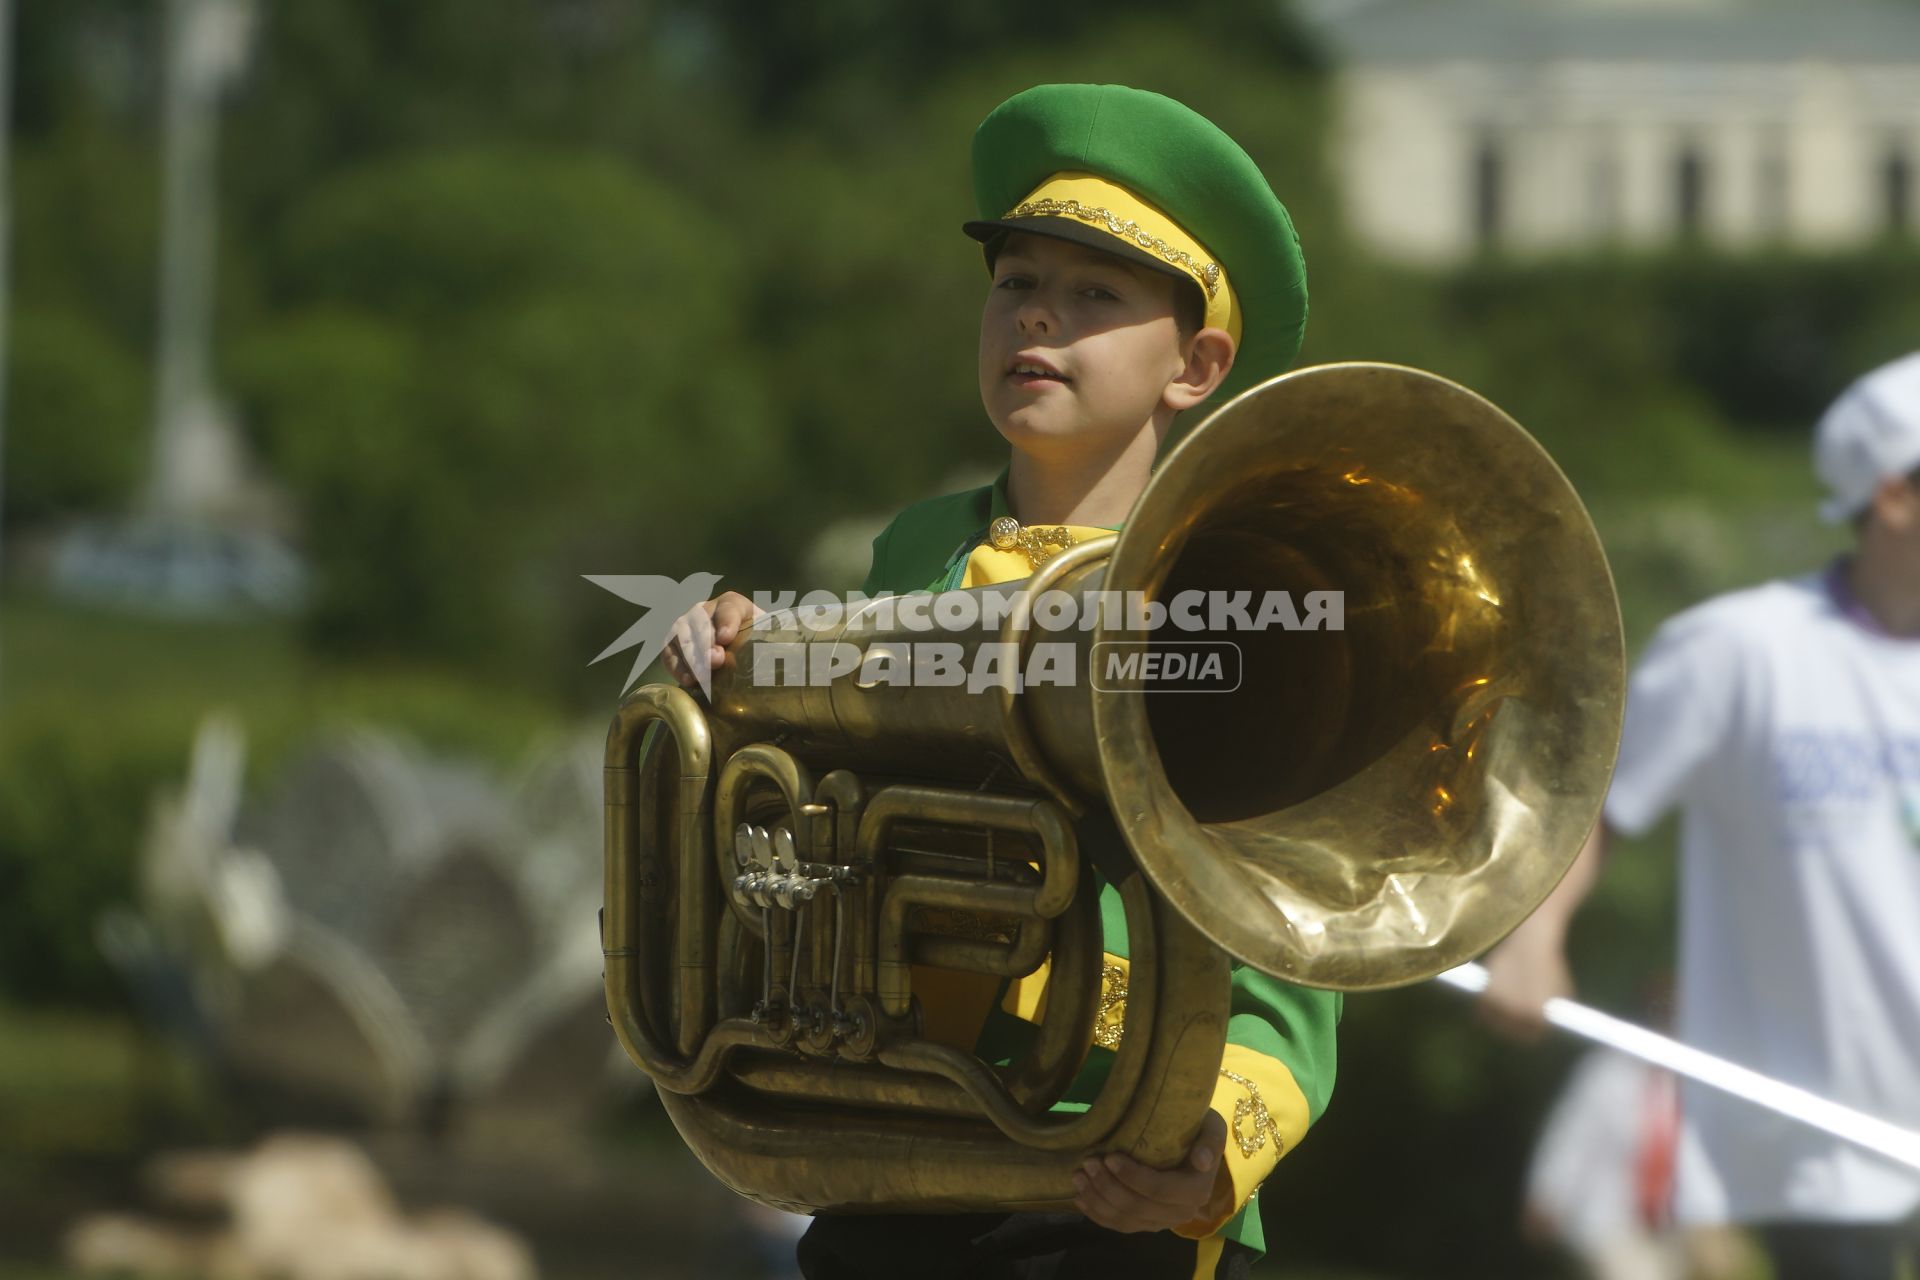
left=729, top=1056, right=983, bottom=1119
left=874, top=1036, right=1139, bottom=1153
left=1000, top=871, right=1100, bottom=1112
left=995, top=540, right=1115, bottom=810
left=656, top=1084, right=1080, bottom=1212
left=909, top=924, right=1048, bottom=977
left=1021, top=801, right=1078, bottom=919
left=675, top=755, right=717, bottom=1058
left=870, top=872, right=1157, bottom=1152
left=1094, top=882, right=1231, bottom=1166
left=1047, top=870, right=1160, bottom=1147
left=645, top=1018, right=772, bottom=1097
left=878, top=875, right=1039, bottom=1017
left=862, top=785, right=1079, bottom=1017
left=856, top=787, right=1078, bottom=920
left=604, top=686, right=716, bottom=1082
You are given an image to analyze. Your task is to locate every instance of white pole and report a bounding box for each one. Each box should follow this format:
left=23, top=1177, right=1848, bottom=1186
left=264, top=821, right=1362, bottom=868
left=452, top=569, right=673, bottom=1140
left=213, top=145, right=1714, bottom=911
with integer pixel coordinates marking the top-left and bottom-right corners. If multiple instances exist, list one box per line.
left=148, top=0, right=250, bottom=520
left=1438, top=962, right=1920, bottom=1174
left=149, top=0, right=217, bottom=518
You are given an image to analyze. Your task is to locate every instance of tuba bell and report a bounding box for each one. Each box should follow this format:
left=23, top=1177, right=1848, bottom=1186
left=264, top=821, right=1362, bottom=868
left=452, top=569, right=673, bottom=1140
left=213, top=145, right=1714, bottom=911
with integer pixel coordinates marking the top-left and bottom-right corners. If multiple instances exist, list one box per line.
left=602, top=362, right=1624, bottom=1213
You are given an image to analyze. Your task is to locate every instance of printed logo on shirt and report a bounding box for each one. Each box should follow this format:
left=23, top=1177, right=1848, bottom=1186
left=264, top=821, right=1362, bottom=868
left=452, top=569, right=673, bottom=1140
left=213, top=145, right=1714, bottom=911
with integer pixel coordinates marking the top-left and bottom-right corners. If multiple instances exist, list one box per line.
left=1772, top=728, right=1920, bottom=814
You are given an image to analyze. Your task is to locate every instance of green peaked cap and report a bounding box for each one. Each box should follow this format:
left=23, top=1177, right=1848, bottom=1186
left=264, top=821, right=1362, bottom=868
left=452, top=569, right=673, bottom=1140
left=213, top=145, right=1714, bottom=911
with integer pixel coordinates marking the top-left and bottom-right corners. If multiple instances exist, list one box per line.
left=969, top=83, right=1308, bottom=404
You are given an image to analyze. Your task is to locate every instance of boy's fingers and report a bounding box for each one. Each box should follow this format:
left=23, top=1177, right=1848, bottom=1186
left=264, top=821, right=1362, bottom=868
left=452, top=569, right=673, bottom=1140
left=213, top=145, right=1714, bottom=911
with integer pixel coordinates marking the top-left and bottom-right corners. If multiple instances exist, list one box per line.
left=1192, top=1111, right=1227, bottom=1172
left=715, top=593, right=757, bottom=638
left=1100, top=1154, right=1205, bottom=1208
left=688, top=604, right=716, bottom=650
left=1072, top=1182, right=1121, bottom=1231
left=666, top=617, right=694, bottom=684
left=1085, top=1159, right=1178, bottom=1218
left=1074, top=1170, right=1157, bottom=1233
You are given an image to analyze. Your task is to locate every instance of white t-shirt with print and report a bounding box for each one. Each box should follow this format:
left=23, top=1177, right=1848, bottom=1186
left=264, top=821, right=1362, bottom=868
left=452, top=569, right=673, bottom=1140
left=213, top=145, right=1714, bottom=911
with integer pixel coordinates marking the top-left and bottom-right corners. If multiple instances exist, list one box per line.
left=1603, top=570, right=1920, bottom=1225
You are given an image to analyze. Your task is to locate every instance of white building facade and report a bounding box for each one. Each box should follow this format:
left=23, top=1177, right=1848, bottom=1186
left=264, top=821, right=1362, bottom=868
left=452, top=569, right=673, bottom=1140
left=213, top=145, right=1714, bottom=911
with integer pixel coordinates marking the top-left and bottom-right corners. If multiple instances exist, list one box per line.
left=1313, top=0, right=1920, bottom=263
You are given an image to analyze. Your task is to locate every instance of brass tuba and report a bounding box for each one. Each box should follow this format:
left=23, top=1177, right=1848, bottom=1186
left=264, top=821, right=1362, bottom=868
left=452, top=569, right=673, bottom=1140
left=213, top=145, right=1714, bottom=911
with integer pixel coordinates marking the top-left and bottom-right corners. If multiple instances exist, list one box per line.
left=603, top=363, right=1624, bottom=1213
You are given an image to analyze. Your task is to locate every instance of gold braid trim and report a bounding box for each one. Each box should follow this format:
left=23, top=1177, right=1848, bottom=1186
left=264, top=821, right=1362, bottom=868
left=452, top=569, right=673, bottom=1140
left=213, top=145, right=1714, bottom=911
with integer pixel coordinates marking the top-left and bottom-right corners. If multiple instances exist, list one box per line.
left=1092, top=963, right=1128, bottom=1050
left=1219, top=1068, right=1283, bottom=1159
left=1006, top=197, right=1222, bottom=299
left=987, top=516, right=1076, bottom=571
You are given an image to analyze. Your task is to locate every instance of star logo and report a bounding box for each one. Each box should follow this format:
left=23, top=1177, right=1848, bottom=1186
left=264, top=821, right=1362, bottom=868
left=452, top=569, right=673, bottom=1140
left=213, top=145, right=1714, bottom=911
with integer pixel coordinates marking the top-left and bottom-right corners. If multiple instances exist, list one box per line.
left=584, top=572, right=726, bottom=697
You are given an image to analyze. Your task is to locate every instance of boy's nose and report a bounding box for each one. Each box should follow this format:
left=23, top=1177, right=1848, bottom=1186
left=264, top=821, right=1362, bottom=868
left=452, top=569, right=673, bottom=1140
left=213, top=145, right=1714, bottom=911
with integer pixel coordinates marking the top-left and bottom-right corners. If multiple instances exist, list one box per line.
left=1016, top=297, right=1055, bottom=335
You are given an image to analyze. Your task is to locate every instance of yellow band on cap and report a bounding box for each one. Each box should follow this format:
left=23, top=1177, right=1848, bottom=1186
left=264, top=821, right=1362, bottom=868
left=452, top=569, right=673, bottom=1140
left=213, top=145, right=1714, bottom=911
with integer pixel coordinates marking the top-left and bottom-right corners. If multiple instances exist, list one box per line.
left=1004, top=171, right=1241, bottom=344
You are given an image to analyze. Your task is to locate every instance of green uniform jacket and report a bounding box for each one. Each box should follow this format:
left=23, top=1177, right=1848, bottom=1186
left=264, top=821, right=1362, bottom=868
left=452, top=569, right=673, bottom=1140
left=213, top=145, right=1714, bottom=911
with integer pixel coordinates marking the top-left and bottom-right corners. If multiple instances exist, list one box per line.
left=859, top=466, right=1341, bottom=1259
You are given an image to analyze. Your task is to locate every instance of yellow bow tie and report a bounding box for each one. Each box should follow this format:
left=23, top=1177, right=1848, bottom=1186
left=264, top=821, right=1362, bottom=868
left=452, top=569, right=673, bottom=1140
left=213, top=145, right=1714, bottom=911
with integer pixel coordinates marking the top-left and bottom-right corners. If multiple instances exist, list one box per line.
left=961, top=516, right=1117, bottom=588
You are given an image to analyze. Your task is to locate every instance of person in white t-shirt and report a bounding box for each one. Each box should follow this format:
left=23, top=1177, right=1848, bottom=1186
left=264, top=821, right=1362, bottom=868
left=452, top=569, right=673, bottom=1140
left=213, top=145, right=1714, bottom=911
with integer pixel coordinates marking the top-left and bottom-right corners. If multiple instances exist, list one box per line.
left=1481, top=351, right=1920, bottom=1280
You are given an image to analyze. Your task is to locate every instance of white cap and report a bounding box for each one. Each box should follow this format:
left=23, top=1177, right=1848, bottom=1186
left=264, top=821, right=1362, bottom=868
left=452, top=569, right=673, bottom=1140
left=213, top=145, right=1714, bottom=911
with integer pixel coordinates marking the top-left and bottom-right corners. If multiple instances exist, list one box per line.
left=1815, top=352, right=1920, bottom=524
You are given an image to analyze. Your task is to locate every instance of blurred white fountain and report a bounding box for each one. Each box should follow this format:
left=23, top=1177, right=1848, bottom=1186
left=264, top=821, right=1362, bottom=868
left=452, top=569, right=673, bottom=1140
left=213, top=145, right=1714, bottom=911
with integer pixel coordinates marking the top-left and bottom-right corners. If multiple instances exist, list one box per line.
left=101, top=714, right=632, bottom=1142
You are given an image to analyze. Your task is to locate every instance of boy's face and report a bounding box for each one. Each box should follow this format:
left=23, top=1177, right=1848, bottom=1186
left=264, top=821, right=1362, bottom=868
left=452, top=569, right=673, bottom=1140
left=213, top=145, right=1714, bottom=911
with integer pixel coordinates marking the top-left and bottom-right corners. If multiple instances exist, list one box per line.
left=978, top=231, right=1194, bottom=451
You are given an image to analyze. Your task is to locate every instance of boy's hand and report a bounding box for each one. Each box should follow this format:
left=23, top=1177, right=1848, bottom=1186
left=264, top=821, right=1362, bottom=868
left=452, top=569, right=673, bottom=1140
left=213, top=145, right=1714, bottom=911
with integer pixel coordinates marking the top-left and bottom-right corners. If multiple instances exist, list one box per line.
left=663, top=592, right=764, bottom=693
left=1073, top=1110, right=1229, bottom=1234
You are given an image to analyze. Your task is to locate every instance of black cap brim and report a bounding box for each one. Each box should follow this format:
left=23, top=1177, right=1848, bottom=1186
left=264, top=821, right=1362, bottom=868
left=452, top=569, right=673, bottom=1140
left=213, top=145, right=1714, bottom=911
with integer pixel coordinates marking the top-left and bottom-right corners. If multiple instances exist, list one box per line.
left=962, top=216, right=1193, bottom=284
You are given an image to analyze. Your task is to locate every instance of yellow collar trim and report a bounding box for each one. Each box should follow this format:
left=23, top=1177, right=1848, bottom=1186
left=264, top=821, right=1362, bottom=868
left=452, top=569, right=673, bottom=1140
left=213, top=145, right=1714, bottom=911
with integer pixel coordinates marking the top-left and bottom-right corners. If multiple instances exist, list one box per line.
left=1005, top=171, right=1240, bottom=343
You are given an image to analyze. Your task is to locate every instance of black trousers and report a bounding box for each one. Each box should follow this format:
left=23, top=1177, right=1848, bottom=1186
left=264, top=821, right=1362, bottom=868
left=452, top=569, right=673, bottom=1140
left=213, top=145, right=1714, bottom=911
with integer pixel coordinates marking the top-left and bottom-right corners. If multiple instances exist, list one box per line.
left=796, top=1212, right=1253, bottom=1280
left=1758, top=1220, right=1920, bottom=1280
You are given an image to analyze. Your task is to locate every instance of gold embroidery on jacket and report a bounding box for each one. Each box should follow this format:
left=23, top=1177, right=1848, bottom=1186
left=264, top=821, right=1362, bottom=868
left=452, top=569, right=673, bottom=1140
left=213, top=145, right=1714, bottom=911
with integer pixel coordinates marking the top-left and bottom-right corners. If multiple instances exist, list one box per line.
left=1219, top=1068, right=1282, bottom=1159
left=1093, top=963, right=1128, bottom=1049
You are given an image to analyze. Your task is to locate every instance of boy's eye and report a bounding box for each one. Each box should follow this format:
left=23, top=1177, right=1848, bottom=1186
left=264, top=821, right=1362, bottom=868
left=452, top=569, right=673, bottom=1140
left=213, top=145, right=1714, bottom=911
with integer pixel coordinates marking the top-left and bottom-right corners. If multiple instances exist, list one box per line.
left=1082, top=285, right=1121, bottom=301
left=995, top=274, right=1034, bottom=290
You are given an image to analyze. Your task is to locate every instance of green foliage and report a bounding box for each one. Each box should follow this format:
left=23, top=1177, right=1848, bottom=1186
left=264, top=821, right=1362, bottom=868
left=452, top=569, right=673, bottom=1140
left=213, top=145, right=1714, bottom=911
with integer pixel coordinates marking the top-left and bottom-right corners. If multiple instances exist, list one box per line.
left=1300, top=245, right=1920, bottom=506
left=5, top=305, right=147, bottom=523
left=653, top=0, right=1321, bottom=119
left=13, top=136, right=158, bottom=344
left=0, top=589, right=565, bottom=1007
left=229, top=148, right=775, bottom=673
left=0, top=707, right=175, bottom=1006
left=4, top=128, right=159, bottom=527
left=1658, top=248, right=1920, bottom=430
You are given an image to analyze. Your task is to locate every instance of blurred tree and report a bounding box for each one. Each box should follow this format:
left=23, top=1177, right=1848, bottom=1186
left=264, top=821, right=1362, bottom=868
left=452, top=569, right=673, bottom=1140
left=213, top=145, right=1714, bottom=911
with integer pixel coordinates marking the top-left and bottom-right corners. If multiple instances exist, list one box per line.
left=5, top=11, right=159, bottom=529
left=650, top=0, right=1323, bottom=119
left=229, top=148, right=775, bottom=674
left=6, top=304, right=146, bottom=524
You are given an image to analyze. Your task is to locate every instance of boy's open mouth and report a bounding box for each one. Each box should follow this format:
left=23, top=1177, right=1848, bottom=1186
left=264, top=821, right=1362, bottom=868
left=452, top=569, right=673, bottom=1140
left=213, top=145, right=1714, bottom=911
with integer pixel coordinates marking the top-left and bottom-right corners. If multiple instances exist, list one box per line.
left=1008, top=358, right=1070, bottom=384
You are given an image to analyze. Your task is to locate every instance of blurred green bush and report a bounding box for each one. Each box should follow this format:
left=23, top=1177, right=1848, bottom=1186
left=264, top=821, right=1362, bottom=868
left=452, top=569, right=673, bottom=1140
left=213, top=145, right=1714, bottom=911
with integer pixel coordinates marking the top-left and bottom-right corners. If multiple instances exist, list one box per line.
left=227, top=148, right=778, bottom=675
left=0, top=593, right=566, bottom=1007
left=0, top=705, right=177, bottom=1006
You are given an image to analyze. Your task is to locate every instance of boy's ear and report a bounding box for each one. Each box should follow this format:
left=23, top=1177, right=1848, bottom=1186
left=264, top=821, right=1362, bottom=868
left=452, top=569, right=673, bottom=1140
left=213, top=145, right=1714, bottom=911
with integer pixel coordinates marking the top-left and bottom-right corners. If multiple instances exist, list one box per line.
left=1164, top=328, right=1236, bottom=414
